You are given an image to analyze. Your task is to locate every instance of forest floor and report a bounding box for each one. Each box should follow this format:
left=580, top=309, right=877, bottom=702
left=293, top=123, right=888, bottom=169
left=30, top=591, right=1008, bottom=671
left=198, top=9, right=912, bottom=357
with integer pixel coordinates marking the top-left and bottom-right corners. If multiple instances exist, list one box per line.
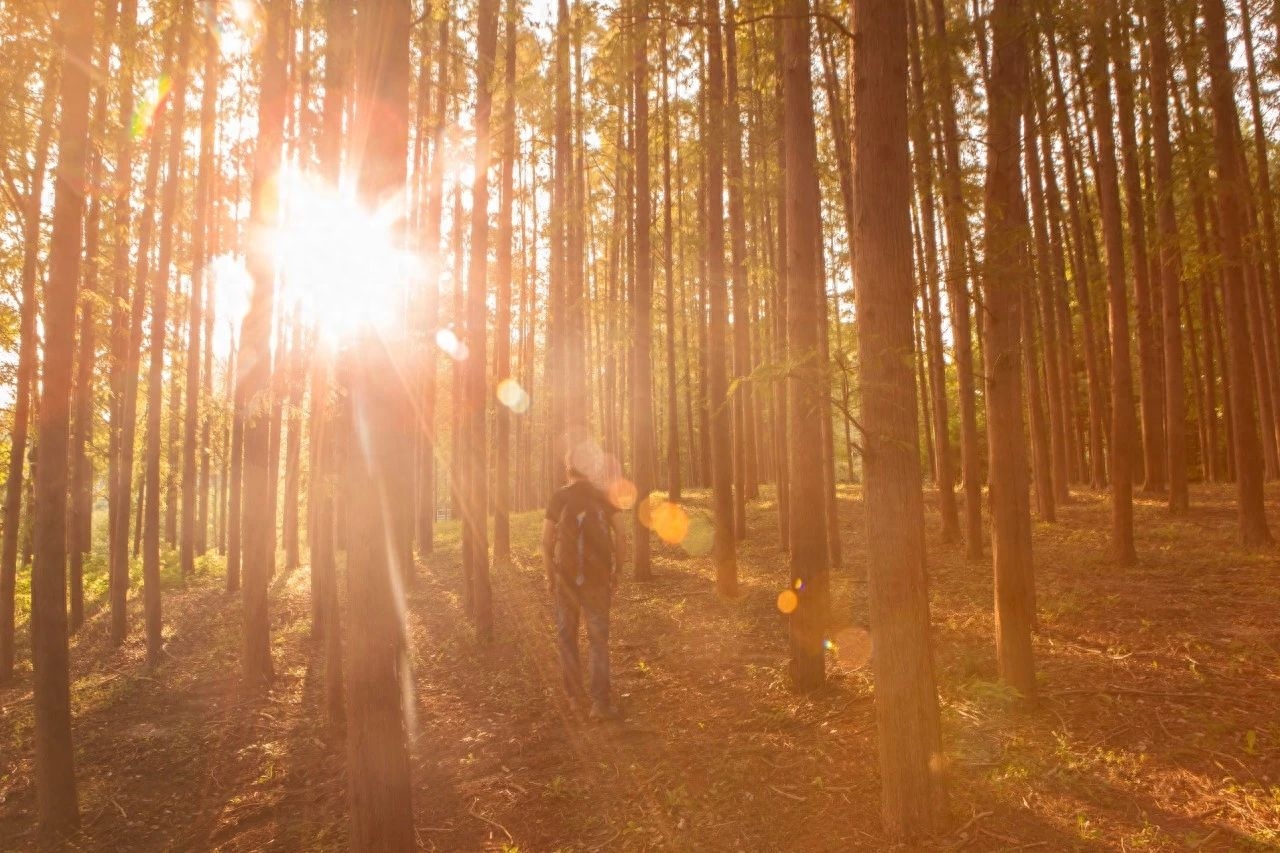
left=1, top=483, right=1279, bottom=851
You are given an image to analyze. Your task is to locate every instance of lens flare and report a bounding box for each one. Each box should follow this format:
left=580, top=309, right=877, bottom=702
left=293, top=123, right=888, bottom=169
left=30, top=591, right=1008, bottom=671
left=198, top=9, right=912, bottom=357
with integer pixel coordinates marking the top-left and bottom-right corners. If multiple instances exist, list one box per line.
left=435, top=328, right=469, bottom=361
left=829, top=626, right=872, bottom=669
left=651, top=501, right=689, bottom=545
left=273, top=172, right=413, bottom=340
left=777, top=589, right=799, bottom=615
left=637, top=493, right=662, bottom=529
left=607, top=478, right=638, bottom=511
left=681, top=515, right=713, bottom=557
left=132, top=74, right=172, bottom=140
left=495, top=378, right=530, bottom=413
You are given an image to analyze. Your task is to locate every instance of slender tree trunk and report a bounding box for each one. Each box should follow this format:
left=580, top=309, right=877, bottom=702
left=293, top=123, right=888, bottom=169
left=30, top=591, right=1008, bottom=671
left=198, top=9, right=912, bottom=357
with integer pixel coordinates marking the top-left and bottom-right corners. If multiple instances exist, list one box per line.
left=69, top=0, right=119, bottom=631
left=1, top=64, right=55, bottom=681
left=463, top=0, right=499, bottom=638
left=493, top=7, right=517, bottom=560
left=907, top=0, right=961, bottom=542
left=661, top=29, right=680, bottom=503
left=850, top=0, right=947, bottom=834
left=984, top=0, right=1038, bottom=697
left=183, top=21, right=219, bottom=576
left=1203, top=0, right=1272, bottom=543
left=31, top=0, right=95, bottom=831
left=1088, top=2, right=1137, bottom=565
left=705, top=0, right=738, bottom=594
left=343, top=0, right=416, bottom=844
left=240, top=0, right=289, bottom=686
left=1147, top=0, right=1188, bottom=511
left=928, top=0, right=983, bottom=557
left=725, top=0, right=753, bottom=541
left=631, top=0, right=655, bottom=578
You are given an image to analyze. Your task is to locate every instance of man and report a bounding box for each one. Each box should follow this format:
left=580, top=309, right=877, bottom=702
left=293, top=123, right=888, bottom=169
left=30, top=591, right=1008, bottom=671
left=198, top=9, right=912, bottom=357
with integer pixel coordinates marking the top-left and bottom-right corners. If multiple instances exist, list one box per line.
left=543, top=446, right=627, bottom=720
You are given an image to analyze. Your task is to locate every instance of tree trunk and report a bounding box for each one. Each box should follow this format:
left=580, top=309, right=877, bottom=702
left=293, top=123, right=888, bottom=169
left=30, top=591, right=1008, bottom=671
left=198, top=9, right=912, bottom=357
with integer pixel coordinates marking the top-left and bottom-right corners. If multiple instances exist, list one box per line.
left=1147, top=0, right=1188, bottom=512
left=1, top=60, right=55, bottom=681
left=705, top=0, right=737, bottom=596
left=984, top=0, right=1038, bottom=697
left=1203, top=0, right=1273, bottom=544
left=183, top=20, right=219, bottom=575
left=240, top=0, right=290, bottom=686
left=850, top=0, right=947, bottom=835
left=927, top=0, right=983, bottom=557
left=1088, top=3, right=1137, bottom=565
left=1112, top=2, right=1164, bottom=493
left=725, top=0, right=753, bottom=541
left=907, top=0, right=961, bottom=542
left=31, top=0, right=95, bottom=831
left=343, top=0, right=416, bottom=844
left=632, top=0, right=655, bottom=578
left=144, top=0, right=195, bottom=665
left=493, top=7, right=517, bottom=561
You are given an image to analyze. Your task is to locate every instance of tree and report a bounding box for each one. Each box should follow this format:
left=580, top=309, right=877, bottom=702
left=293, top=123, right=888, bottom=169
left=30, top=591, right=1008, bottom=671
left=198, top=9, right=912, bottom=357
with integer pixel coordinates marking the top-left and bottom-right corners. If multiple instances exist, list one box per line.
left=343, top=0, right=416, bottom=843
left=1202, top=0, right=1274, bottom=545
left=463, top=0, right=500, bottom=638
left=1147, top=0, right=1188, bottom=512
left=30, top=0, right=96, bottom=831
left=1089, top=0, right=1137, bottom=565
left=984, top=0, right=1037, bottom=696
left=705, top=0, right=737, bottom=596
left=240, top=0, right=290, bottom=686
left=144, top=0, right=195, bottom=665
left=0, top=56, right=55, bottom=682
left=632, top=0, right=654, bottom=579
left=850, top=0, right=947, bottom=835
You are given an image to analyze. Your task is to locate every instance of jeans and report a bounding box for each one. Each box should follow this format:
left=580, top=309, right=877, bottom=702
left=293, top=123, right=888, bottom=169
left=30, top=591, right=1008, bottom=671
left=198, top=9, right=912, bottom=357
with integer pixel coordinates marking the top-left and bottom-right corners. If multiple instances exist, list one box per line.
left=553, top=579, right=611, bottom=707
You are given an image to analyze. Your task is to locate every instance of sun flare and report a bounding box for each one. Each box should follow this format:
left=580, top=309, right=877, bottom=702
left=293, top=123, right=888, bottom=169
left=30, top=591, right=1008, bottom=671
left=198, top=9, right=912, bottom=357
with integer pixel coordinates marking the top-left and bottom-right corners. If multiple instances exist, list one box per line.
left=272, top=171, right=420, bottom=343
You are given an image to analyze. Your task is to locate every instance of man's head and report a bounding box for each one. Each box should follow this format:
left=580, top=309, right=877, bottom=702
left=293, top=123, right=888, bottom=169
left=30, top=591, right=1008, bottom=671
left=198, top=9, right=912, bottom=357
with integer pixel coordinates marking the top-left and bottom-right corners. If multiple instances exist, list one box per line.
left=564, top=440, right=603, bottom=483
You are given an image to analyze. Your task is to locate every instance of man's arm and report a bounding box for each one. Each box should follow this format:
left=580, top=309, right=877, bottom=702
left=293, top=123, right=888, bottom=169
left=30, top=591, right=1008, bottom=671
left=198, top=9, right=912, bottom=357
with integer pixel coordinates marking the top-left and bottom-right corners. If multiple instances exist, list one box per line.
left=611, top=513, right=627, bottom=584
left=541, top=519, right=557, bottom=593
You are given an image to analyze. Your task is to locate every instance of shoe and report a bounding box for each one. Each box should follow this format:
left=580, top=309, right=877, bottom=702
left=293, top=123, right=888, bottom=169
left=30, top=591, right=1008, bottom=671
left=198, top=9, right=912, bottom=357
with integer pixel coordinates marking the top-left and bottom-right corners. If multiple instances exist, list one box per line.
left=589, top=702, right=621, bottom=721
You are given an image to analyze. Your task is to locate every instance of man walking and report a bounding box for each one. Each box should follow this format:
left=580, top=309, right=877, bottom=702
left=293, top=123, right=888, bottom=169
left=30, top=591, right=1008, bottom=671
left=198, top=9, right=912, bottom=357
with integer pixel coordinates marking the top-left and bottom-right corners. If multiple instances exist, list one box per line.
left=543, top=446, right=627, bottom=720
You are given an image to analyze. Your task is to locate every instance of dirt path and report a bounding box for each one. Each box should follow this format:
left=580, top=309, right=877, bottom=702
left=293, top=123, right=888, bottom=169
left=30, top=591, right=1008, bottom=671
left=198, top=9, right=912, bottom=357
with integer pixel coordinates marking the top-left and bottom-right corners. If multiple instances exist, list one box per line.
left=2, top=484, right=1278, bottom=850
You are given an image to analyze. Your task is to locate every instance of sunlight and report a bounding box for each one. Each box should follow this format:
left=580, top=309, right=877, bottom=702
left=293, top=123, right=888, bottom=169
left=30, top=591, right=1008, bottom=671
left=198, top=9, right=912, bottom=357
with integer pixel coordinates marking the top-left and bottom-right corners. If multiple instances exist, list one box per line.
left=273, top=170, right=417, bottom=344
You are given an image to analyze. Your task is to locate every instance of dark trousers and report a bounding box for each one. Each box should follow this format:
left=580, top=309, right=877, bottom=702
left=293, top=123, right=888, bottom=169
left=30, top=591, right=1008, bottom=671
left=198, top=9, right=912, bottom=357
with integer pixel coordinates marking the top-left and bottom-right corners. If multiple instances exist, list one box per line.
left=553, top=579, right=611, bottom=707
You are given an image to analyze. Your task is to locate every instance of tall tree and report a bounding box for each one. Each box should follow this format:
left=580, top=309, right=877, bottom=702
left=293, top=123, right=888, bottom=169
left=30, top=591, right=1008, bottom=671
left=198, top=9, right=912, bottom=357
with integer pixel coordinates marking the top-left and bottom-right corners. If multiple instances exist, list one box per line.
left=850, top=0, right=947, bottom=835
left=0, top=58, right=55, bottom=682
left=632, top=0, right=654, bottom=579
left=1089, top=0, right=1137, bottom=565
left=144, top=0, right=195, bottom=665
left=493, top=4, right=519, bottom=561
left=927, top=0, right=983, bottom=557
left=31, top=0, right=96, bottom=831
left=464, top=0, right=500, bottom=638
left=705, top=0, right=737, bottom=595
left=1147, top=0, right=1188, bottom=512
left=240, top=0, right=290, bottom=685
left=1202, top=0, right=1274, bottom=545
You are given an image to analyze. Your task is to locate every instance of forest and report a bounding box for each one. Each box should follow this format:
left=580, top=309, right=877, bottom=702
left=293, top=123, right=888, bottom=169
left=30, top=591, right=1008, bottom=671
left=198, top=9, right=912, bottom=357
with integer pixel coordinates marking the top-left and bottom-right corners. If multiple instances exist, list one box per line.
left=1, top=0, right=1278, bottom=848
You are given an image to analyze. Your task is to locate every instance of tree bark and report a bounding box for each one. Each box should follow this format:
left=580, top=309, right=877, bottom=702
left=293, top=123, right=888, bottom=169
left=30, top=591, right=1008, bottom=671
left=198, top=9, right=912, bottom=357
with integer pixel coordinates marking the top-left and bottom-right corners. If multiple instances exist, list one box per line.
left=240, top=0, right=290, bottom=686
left=31, top=0, right=95, bottom=831
left=705, top=0, right=738, bottom=596
left=984, top=0, right=1038, bottom=697
left=1088, top=2, right=1137, bottom=565
left=1202, top=0, right=1273, bottom=544
left=1147, top=0, right=1188, bottom=512
left=850, top=0, right=947, bottom=835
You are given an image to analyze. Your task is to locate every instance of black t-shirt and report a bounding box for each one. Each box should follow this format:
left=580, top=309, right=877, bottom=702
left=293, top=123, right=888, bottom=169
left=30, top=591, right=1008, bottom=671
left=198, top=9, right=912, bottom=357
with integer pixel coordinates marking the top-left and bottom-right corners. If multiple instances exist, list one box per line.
left=545, top=480, right=618, bottom=524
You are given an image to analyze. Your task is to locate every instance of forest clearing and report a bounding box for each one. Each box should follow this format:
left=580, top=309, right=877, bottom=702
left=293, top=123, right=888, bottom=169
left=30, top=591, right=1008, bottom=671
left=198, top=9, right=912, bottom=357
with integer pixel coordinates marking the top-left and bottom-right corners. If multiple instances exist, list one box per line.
left=2, top=487, right=1278, bottom=850
left=7, top=0, right=1280, bottom=847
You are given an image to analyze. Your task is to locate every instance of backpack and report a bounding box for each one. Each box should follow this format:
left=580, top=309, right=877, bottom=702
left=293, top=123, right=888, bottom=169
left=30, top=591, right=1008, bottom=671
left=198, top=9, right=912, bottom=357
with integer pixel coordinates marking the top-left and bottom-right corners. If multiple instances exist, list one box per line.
left=556, top=488, right=614, bottom=587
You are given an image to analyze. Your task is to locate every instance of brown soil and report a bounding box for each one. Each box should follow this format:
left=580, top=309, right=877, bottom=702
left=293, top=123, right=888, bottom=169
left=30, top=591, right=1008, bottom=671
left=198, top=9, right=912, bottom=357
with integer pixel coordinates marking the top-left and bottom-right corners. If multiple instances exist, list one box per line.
left=2, top=483, right=1278, bottom=850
